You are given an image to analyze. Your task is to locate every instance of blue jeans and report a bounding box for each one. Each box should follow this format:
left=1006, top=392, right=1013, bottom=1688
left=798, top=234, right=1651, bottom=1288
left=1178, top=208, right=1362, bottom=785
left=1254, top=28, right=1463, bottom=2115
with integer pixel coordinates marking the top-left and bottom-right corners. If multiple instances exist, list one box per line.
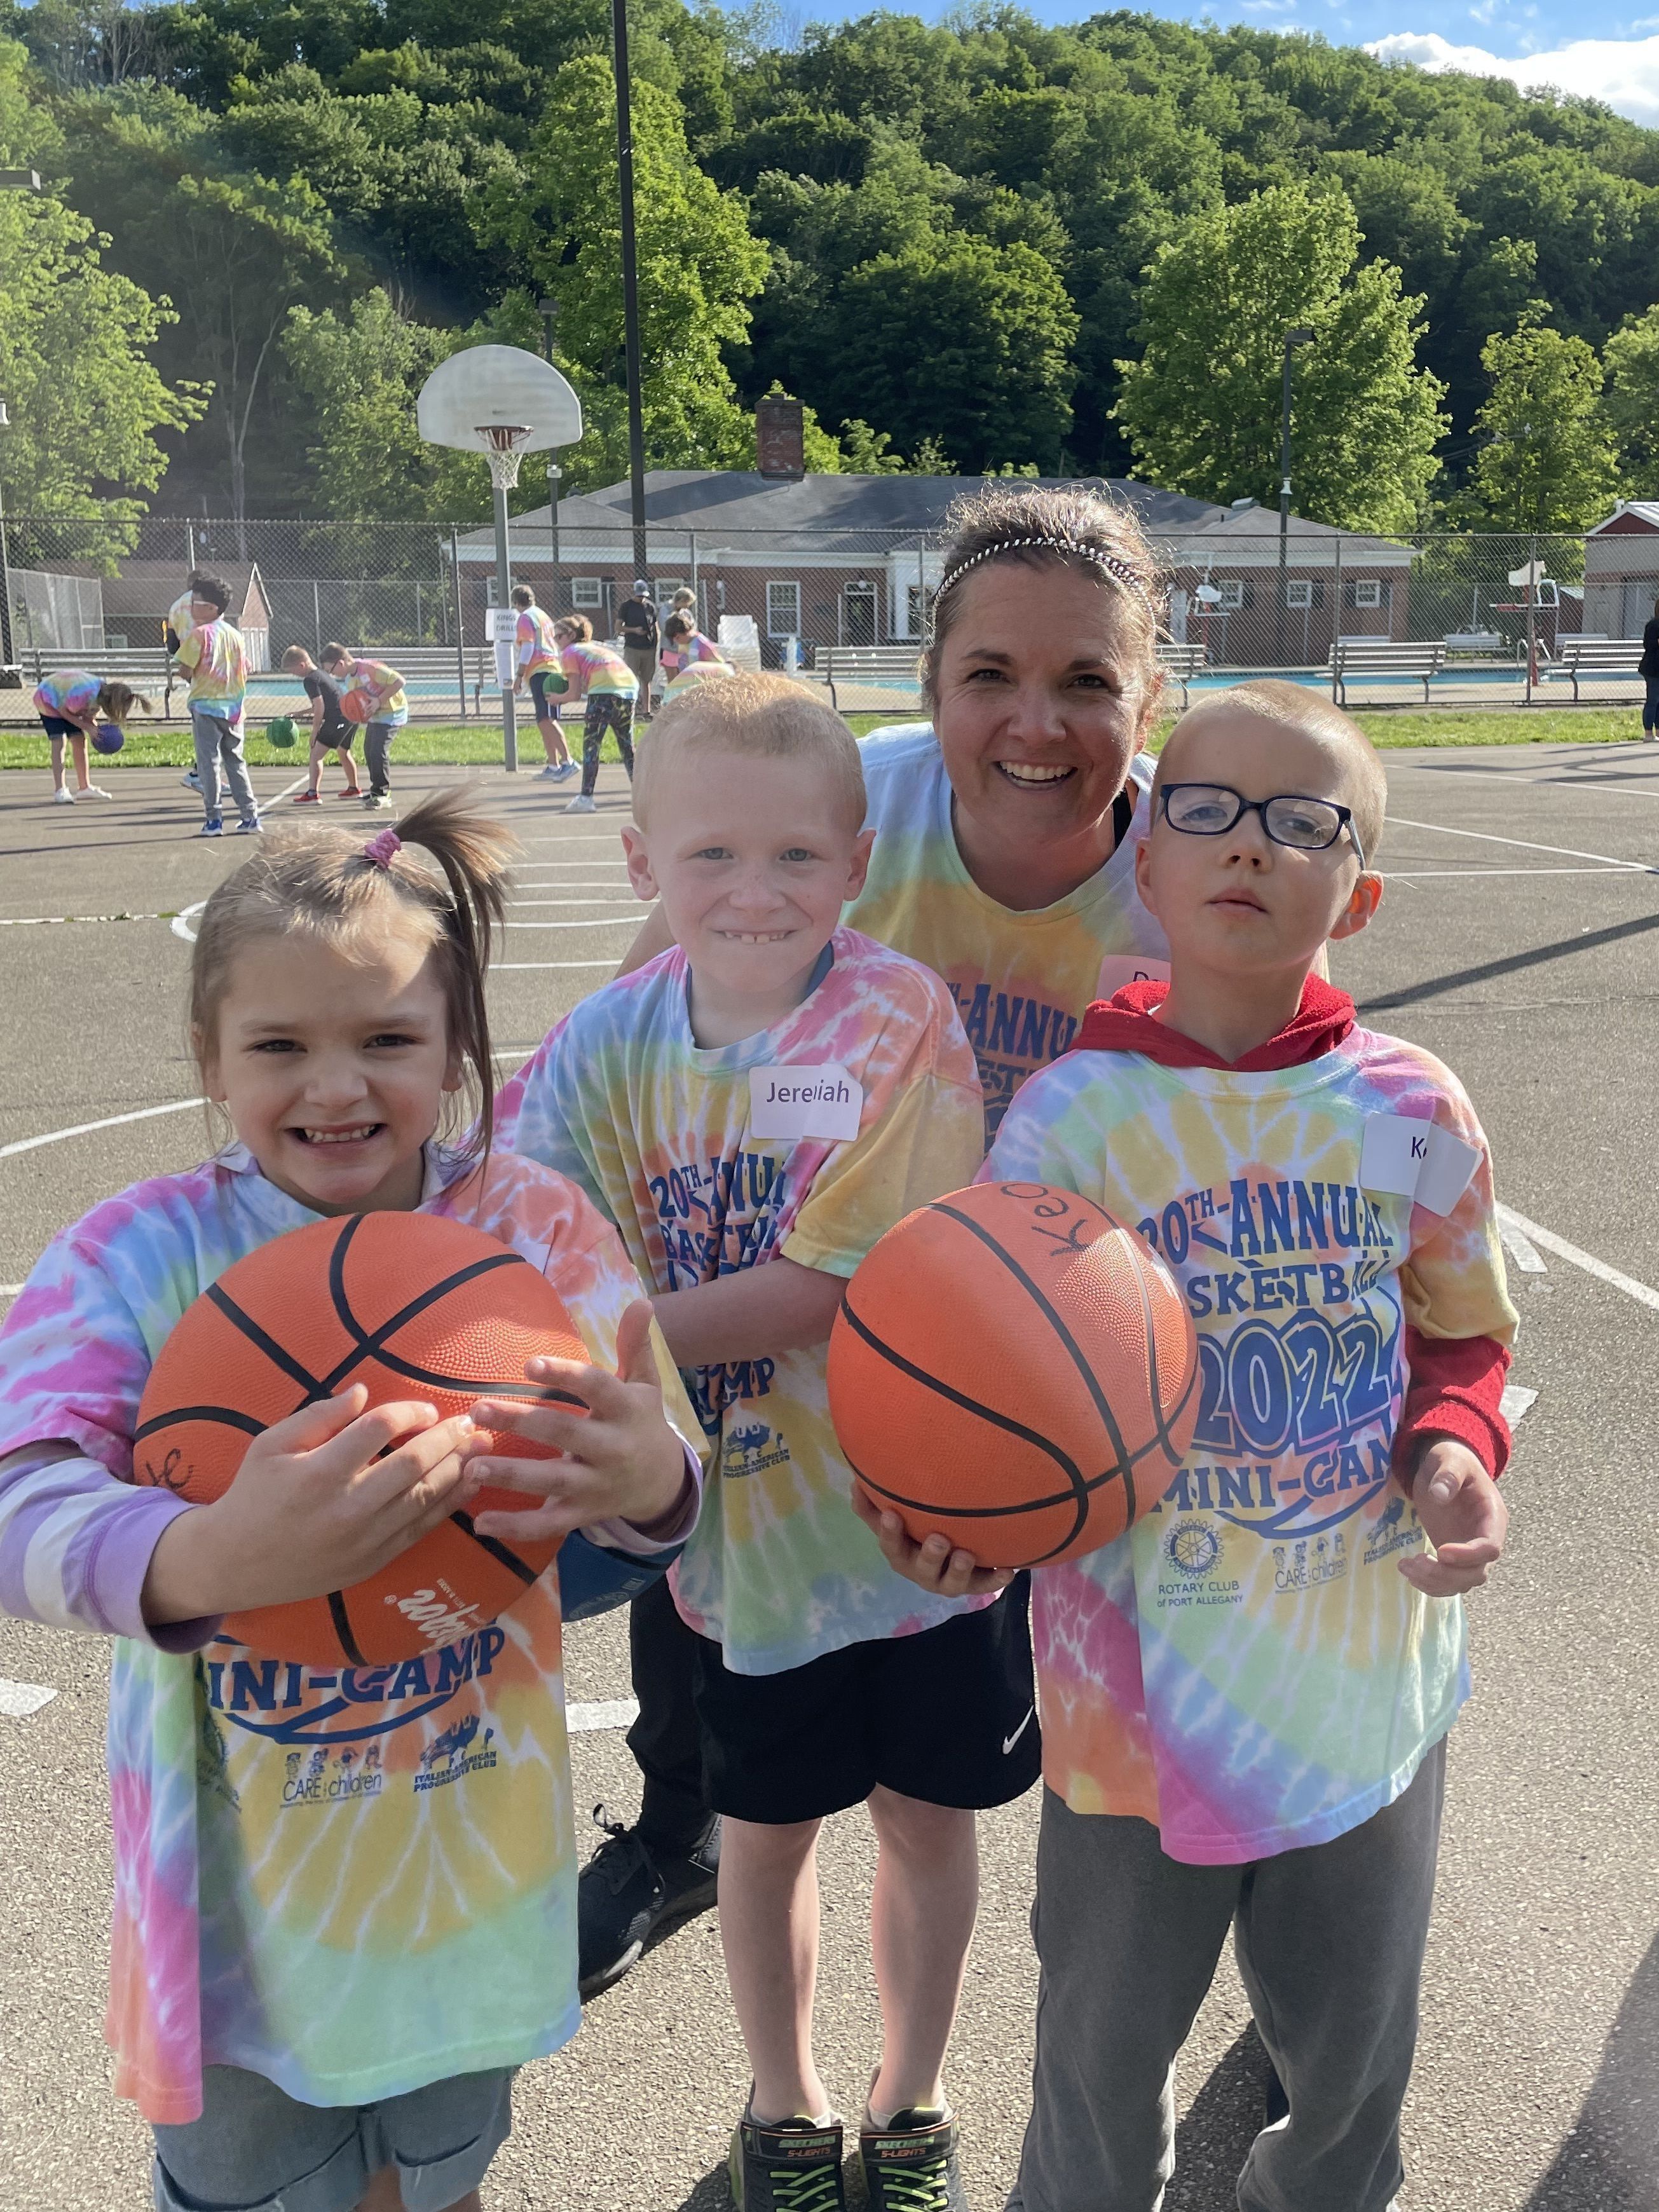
left=1643, top=675, right=1659, bottom=733
left=191, top=708, right=256, bottom=823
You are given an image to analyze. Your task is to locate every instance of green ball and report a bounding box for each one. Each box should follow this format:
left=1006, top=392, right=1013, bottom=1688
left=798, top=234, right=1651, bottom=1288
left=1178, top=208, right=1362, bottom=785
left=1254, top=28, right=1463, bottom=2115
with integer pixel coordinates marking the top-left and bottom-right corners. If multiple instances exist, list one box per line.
left=266, top=716, right=297, bottom=749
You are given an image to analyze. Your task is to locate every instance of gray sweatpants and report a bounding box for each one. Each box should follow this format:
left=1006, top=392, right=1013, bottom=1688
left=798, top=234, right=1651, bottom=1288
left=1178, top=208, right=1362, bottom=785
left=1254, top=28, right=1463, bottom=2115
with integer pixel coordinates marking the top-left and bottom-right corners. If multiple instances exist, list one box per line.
left=1009, top=1737, right=1445, bottom=2212
left=191, top=707, right=256, bottom=824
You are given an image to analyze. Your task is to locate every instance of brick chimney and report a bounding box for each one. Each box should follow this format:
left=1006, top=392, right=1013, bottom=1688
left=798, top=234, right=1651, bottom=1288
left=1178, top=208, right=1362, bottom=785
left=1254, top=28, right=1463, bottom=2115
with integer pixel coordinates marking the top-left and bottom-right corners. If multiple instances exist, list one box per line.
left=757, top=395, right=805, bottom=480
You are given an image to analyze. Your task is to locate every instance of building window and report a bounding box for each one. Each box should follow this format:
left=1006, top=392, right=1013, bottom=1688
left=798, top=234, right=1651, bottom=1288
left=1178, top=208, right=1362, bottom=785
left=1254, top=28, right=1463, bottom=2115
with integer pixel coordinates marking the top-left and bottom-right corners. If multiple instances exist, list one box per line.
left=572, top=577, right=604, bottom=608
left=1285, top=579, right=1313, bottom=610
left=1216, top=580, right=1245, bottom=612
left=766, top=580, right=801, bottom=636
left=1349, top=579, right=1384, bottom=609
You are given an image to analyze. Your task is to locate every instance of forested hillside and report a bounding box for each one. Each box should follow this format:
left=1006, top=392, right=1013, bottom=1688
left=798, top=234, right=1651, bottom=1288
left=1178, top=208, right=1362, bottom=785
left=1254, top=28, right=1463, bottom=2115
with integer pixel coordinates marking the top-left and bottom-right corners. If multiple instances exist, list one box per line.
left=3, top=0, right=1657, bottom=526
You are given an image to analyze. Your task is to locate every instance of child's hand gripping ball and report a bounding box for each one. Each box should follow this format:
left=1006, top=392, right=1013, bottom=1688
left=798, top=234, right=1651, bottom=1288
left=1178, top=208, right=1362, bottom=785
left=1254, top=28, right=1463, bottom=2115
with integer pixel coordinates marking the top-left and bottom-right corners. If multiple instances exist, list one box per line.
left=93, top=721, right=125, bottom=754
left=132, top=1212, right=589, bottom=1663
left=828, top=1182, right=1199, bottom=1569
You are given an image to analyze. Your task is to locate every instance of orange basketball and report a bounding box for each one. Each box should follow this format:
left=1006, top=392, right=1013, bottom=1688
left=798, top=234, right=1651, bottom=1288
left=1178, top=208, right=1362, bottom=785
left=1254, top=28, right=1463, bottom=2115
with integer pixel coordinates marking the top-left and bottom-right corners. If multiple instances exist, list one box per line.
left=828, top=1181, right=1199, bottom=1569
left=132, top=1212, right=589, bottom=1664
left=340, top=688, right=373, bottom=723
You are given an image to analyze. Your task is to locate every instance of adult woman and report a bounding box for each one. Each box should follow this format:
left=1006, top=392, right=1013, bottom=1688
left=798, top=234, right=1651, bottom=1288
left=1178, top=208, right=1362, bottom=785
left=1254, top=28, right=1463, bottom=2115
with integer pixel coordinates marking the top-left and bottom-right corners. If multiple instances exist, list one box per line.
left=568, top=484, right=1174, bottom=1991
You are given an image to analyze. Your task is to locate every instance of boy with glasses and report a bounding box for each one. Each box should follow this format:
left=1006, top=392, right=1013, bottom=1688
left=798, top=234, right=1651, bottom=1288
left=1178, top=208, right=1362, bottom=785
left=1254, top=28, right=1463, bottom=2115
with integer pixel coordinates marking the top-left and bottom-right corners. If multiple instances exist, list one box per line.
left=866, top=681, right=1519, bottom=2212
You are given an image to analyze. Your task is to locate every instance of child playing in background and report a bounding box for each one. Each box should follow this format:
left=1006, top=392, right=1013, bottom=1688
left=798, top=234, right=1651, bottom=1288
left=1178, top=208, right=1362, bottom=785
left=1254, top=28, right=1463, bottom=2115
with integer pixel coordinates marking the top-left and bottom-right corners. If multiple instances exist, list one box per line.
left=867, top=681, right=1519, bottom=2212
left=175, top=575, right=256, bottom=838
left=0, top=792, right=703, bottom=2212
left=33, top=671, right=150, bottom=804
left=510, top=584, right=575, bottom=781
left=281, top=643, right=362, bottom=803
left=551, top=613, right=637, bottom=816
left=318, top=644, right=408, bottom=812
left=496, top=674, right=1029, bottom=2212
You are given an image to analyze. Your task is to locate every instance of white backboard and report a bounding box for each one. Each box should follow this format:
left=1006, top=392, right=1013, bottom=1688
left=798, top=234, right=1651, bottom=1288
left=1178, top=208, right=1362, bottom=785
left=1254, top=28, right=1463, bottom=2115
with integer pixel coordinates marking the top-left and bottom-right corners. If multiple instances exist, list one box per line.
left=417, top=345, right=582, bottom=454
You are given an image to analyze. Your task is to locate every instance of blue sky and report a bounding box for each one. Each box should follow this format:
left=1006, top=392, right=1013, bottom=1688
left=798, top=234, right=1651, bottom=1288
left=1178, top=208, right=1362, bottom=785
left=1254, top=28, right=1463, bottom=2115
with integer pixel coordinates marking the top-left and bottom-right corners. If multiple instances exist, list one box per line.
left=797, top=4, right=1659, bottom=127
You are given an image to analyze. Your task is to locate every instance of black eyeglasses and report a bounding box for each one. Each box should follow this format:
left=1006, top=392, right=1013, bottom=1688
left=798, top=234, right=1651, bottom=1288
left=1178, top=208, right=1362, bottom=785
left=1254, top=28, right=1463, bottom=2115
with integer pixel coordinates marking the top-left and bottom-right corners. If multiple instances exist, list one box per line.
left=1159, top=782, right=1367, bottom=870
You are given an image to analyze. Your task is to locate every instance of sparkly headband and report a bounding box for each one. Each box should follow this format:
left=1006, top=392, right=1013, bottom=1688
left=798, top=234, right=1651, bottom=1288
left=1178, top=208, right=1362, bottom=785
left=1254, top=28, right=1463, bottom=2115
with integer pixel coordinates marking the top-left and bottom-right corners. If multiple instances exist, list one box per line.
left=362, top=827, right=402, bottom=870
left=932, top=537, right=1162, bottom=620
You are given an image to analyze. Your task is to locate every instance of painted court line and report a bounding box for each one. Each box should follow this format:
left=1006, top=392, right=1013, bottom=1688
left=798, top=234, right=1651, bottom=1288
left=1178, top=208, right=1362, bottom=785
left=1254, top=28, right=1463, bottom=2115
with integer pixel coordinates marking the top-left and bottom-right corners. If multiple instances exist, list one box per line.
left=566, top=1697, right=639, bottom=1734
left=503, top=917, right=639, bottom=931
left=1500, top=1385, right=1539, bottom=1426
left=1, top=1096, right=204, bottom=1158
left=1498, top=1216, right=1548, bottom=1274
left=0, top=911, right=166, bottom=927
left=1386, top=817, right=1659, bottom=877
left=496, top=959, right=620, bottom=971
left=0, top=1678, right=58, bottom=1719
left=1381, top=868, right=1634, bottom=880
left=1497, top=1205, right=1659, bottom=1317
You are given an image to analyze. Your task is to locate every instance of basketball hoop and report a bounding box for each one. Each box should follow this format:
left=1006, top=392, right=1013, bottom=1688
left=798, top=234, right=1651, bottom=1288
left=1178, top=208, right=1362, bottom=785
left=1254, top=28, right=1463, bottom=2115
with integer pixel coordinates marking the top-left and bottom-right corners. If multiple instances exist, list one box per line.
left=479, top=424, right=531, bottom=490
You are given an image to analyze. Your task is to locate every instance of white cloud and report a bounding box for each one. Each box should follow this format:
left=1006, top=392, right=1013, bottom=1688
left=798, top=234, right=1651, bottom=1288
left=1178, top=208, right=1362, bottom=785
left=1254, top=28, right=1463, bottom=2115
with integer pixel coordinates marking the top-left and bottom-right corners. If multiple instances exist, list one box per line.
left=1365, top=30, right=1659, bottom=125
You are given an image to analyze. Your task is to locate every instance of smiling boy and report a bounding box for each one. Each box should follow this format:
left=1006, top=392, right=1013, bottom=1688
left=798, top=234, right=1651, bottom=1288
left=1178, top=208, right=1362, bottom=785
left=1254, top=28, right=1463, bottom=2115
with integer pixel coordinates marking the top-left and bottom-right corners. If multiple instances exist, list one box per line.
left=868, top=681, right=1520, bottom=2212
left=495, top=673, right=1029, bottom=2211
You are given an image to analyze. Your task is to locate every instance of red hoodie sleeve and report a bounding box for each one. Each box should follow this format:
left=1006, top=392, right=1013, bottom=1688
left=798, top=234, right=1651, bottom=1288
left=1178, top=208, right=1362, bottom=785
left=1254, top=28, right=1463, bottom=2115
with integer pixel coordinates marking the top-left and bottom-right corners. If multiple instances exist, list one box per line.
left=1394, top=1328, right=1512, bottom=1482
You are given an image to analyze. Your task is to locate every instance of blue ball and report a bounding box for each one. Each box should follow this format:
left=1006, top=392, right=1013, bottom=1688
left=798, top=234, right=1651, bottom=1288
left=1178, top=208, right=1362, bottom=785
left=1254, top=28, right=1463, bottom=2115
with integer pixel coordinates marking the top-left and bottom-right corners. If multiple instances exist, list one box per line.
left=92, top=721, right=125, bottom=755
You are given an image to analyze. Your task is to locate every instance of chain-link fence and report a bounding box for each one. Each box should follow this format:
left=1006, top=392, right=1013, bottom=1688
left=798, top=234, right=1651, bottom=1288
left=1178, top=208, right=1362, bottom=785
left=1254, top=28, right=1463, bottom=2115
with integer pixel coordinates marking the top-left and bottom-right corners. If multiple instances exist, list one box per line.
left=1, top=515, right=1651, bottom=718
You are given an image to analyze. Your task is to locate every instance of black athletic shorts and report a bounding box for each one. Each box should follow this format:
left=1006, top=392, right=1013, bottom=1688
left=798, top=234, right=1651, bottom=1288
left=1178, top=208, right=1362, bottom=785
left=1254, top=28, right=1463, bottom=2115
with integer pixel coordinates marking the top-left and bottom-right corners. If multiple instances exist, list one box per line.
left=529, top=669, right=564, bottom=718
left=690, top=1576, right=1041, bottom=1825
left=318, top=721, right=353, bottom=751
left=40, top=714, right=78, bottom=739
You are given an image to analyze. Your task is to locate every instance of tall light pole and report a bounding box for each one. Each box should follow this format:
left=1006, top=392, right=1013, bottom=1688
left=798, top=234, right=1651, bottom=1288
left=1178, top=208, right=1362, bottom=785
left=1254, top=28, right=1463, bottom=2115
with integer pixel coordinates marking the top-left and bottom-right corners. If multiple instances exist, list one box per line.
left=0, top=167, right=41, bottom=685
left=0, top=397, right=15, bottom=682
left=611, top=0, right=649, bottom=585
left=1277, top=327, right=1315, bottom=666
left=537, top=296, right=563, bottom=597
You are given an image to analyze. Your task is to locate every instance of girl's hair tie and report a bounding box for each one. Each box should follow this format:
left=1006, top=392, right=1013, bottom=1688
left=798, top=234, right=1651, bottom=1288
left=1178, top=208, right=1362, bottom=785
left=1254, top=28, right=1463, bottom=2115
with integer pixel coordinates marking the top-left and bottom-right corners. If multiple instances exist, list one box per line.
left=362, top=827, right=402, bottom=870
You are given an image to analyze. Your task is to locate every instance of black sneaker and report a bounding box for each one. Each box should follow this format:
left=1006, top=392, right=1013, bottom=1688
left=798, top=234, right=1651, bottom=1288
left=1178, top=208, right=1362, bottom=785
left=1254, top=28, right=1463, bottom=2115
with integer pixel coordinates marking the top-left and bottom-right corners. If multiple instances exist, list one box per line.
left=859, top=2107, right=969, bottom=2211
left=730, top=2112, right=846, bottom=2211
left=575, top=1803, right=720, bottom=1998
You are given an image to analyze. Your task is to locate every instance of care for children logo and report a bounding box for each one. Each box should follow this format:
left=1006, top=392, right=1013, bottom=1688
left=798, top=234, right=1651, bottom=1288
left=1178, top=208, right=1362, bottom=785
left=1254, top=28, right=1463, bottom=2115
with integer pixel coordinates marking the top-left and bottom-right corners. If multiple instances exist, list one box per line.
left=1157, top=1519, right=1242, bottom=1611
left=280, top=1740, right=385, bottom=1810
left=1273, top=1532, right=1349, bottom=1595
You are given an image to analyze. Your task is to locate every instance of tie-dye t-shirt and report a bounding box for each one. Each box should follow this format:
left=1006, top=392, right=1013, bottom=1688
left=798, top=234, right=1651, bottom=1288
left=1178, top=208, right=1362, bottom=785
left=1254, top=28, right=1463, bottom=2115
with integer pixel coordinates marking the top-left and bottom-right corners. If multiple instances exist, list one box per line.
left=561, top=641, right=637, bottom=697
left=515, top=608, right=562, bottom=674
left=33, top=669, right=100, bottom=722
left=848, top=725, right=1170, bottom=1136
left=659, top=630, right=721, bottom=679
left=0, top=1145, right=699, bottom=2122
left=496, top=928, right=989, bottom=1674
left=983, top=1029, right=1517, bottom=1864
left=174, top=620, right=247, bottom=720
left=341, top=658, right=409, bottom=728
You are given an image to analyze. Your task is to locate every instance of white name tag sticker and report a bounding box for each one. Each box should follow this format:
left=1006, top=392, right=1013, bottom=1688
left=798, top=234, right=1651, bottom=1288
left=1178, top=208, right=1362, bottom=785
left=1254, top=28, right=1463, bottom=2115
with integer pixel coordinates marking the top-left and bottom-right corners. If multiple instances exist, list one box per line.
left=749, top=1065, right=864, bottom=1144
left=1095, top=954, right=1172, bottom=999
left=1360, top=1114, right=1482, bottom=1217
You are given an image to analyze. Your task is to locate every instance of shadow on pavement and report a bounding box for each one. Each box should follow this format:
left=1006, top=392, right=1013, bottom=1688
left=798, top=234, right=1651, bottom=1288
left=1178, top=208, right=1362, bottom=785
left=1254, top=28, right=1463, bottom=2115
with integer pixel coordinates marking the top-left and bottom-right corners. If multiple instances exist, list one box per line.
left=1523, top=1930, right=1659, bottom=2211
left=671, top=2162, right=735, bottom=2211
left=1164, top=2025, right=1271, bottom=2209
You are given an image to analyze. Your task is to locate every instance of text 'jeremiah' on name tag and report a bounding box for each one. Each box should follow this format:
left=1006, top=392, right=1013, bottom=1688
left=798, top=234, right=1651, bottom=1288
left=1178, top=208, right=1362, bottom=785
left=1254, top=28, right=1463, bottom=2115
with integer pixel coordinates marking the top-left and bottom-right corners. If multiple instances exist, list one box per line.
left=749, top=1065, right=864, bottom=1144
left=1360, top=1113, right=1482, bottom=1217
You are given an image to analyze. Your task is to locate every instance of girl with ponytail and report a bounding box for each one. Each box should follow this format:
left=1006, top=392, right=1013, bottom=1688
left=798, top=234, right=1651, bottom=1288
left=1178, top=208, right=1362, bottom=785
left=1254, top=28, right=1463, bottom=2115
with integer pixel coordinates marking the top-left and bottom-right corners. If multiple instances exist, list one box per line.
left=0, top=791, right=703, bottom=2211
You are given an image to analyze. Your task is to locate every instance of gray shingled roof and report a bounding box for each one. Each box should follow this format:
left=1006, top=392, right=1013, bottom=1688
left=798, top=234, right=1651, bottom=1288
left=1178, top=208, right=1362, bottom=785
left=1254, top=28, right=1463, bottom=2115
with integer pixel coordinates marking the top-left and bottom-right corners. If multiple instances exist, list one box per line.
left=460, top=471, right=1228, bottom=549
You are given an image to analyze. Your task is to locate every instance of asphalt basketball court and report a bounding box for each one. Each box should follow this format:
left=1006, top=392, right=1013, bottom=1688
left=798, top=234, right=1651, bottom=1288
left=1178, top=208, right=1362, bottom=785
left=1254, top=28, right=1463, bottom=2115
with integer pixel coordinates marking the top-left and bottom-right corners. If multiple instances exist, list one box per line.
left=3, top=738, right=1658, bottom=2211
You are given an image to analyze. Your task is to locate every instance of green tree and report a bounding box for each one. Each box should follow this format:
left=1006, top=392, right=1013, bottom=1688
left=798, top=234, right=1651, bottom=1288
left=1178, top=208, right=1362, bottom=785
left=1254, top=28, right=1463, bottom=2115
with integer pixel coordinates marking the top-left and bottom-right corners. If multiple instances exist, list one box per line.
left=819, top=232, right=1076, bottom=474
left=0, top=41, right=205, bottom=542
left=64, top=84, right=345, bottom=528
left=479, top=53, right=766, bottom=484
left=1603, top=304, right=1659, bottom=492
left=1113, top=180, right=1445, bottom=533
left=1464, top=313, right=1622, bottom=531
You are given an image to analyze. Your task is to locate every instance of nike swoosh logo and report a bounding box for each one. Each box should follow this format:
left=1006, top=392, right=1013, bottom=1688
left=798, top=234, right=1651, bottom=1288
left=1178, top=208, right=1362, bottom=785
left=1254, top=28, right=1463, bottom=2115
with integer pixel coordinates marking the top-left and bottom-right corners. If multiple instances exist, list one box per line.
left=1002, top=1707, right=1035, bottom=1756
